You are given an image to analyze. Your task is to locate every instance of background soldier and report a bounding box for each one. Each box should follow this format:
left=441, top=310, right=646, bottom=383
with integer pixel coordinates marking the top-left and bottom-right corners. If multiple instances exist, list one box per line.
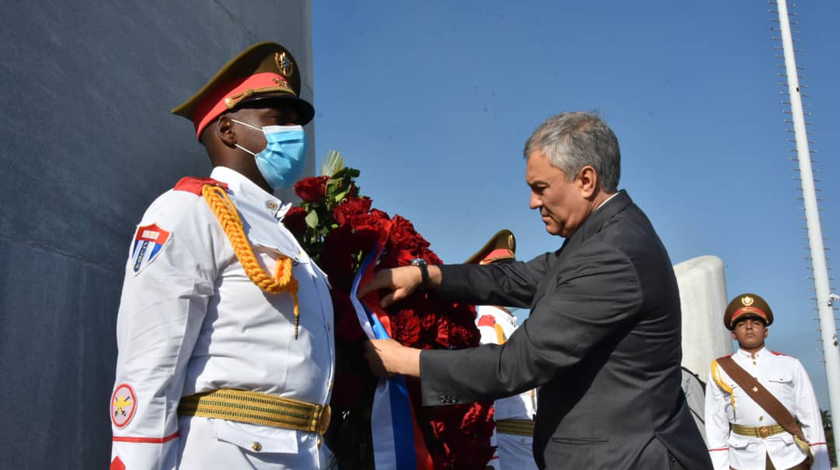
left=705, top=293, right=829, bottom=469
left=467, top=230, right=539, bottom=470
left=109, top=42, right=334, bottom=469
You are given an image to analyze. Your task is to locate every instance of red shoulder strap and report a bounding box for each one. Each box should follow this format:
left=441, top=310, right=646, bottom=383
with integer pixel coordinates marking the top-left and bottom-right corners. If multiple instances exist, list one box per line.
left=173, top=177, right=228, bottom=195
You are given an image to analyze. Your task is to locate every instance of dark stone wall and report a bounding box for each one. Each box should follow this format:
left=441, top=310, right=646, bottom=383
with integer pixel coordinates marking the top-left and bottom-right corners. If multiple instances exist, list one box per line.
left=0, top=2, right=313, bottom=468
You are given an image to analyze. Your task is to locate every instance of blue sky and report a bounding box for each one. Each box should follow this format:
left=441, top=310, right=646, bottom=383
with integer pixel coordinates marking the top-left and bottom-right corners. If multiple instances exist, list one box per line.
left=312, top=1, right=840, bottom=407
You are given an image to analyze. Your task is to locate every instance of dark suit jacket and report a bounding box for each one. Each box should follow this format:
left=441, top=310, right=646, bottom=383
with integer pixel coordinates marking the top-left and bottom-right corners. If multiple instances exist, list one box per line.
left=421, top=191, right=712, bottom=470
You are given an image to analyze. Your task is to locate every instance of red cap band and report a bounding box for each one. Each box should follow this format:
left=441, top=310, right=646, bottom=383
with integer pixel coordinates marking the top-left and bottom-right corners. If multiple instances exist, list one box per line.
left=731, top=306, right=768, bottom=325
left=479, top=249, right=515, bottom=265
left=193, top=72, right=290, bottom=138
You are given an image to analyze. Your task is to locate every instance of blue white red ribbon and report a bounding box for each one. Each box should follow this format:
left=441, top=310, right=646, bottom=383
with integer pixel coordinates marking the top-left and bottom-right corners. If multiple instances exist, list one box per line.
left=350, top=249, right=418, bottom=470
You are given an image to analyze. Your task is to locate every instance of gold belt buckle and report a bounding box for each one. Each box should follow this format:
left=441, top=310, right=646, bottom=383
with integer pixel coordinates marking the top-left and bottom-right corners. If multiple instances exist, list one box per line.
left=316, top=404, right=332, bottom=435
left=757, top=426, right=771, bottom=438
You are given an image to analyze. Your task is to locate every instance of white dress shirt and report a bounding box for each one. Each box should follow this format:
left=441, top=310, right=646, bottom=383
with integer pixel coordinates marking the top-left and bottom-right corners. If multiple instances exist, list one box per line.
left=110, top=167, right=334, bottom=469
left=704, top=347, right=828, bottom=470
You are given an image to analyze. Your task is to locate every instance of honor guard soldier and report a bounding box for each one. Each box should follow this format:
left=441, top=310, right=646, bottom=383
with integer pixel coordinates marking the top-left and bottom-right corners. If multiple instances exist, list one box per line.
left=705, top=293, right=829, bottom=470
left=109, top=42, right=334, bottom=470
left=466, top=230, right=539, bottom=470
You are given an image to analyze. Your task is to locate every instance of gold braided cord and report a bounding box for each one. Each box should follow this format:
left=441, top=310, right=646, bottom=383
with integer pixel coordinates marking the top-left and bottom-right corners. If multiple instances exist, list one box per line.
left=494, top=324, right=507, bottom=345
left=710, top=360, right=736, bottom=408
left=202, top=185, right=301, bottom=336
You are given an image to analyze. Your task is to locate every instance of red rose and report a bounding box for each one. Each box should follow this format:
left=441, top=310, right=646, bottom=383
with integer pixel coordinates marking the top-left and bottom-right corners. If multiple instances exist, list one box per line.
left=348, top=210, right=391, bottom=250
left=417, top=246, right=444, bottom=265
left=294, top=175, right=329, bottom=202
left=390, top=308, right=422, bottom=347
left=388, top=215, right=430, bottom=252
left=380, top=247, right=416, bottom=269
left=333, top=197, right=372, bottom=226
left=420, top=311, right=438, bottom=331
left=435, top=316, right=451, bottom=347
left=282, top=206, right=307, bottom=238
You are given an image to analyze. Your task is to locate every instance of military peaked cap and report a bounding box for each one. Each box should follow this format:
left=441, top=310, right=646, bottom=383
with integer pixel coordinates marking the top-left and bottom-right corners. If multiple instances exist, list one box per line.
left=172, top=42, right=314, bottom=138
left=724, top=293, right=774, bottom=330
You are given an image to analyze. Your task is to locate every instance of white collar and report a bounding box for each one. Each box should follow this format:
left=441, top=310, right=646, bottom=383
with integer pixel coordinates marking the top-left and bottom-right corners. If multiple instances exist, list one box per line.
left=210, top=166, right=273, bottom=199
left=210, top=166, right=291, bottom=219
left=736, top=346, right=767, bottom=359
left=594, top=192, right=619, bottom=212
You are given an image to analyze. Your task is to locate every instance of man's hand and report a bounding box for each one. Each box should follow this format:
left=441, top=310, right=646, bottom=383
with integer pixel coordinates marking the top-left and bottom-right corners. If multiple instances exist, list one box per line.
left=358, top=264, right=443, bottom=308
left=364, top=338, right=421, bottom=377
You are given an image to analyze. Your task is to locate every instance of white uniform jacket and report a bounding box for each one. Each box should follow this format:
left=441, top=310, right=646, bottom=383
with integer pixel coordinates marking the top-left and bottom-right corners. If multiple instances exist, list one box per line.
left=704, top=347, right=828, bottom=470
left=475, top=305, right=538, bottom=470
left=109, top=167, right=334, bottom=469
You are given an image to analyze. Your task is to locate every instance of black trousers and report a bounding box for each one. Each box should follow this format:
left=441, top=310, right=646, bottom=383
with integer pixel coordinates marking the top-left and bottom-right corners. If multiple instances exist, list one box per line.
left=637, top=437, right=685, bottom=469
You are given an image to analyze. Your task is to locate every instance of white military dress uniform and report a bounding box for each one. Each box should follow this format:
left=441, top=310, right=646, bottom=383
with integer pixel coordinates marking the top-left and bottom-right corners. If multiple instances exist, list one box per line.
left=475, top=305, right=538, bottom=470
left=704, top=347, right=828, bottom=470
left=110, top=166, right=334, bottom=469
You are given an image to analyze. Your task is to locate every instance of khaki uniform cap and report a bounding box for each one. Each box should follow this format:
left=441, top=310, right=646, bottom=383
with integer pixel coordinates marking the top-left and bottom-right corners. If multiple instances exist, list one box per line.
left=464, top=230, right=517, bottom=265
left=724, top=293, right=774, bottom=330
left=172, top=42, right=314, bottom=138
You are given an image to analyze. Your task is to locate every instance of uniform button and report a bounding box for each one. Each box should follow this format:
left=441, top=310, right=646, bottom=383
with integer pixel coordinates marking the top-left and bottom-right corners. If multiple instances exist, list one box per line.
left=759, top=416, right=764, bottom=421
left=265, top=201, right=279, bottom=211
left=251, top=441, right=262, bottom=452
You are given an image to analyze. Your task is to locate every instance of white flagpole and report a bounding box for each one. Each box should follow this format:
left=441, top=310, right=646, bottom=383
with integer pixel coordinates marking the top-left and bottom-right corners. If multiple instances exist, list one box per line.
left=776, top=0, right=840, bottom=462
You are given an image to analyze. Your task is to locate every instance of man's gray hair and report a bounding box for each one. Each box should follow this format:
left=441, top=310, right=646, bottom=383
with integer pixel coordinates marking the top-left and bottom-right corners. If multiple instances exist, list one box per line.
left=523, top=112, right=621, bottom=193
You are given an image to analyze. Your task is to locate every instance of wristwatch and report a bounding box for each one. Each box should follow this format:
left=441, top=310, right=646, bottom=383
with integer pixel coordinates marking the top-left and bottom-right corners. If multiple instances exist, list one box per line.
left=411, top=258, right=430, bottom=288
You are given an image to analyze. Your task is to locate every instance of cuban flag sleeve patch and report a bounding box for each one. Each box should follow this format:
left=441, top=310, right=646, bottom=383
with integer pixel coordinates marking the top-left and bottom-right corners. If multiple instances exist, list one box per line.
left=130, top=224, right=171, bottom=274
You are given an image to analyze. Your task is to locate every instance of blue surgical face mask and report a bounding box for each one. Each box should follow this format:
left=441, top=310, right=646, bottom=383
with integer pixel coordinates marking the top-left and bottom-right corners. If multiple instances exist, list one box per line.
left=229, top=119, right=306, bottom=190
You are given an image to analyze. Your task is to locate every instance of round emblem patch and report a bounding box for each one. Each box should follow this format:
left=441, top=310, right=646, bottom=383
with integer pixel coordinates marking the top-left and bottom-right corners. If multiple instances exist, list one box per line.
left=110, top=383, right=137, bottom=428
left=741, top=295, right=754, bottom=307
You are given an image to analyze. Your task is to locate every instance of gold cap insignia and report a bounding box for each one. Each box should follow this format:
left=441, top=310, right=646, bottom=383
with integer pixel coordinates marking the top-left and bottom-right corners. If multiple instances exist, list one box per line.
left=741, top=295, right=754, bottom=307
left=275, top=52, right=294, bottom=78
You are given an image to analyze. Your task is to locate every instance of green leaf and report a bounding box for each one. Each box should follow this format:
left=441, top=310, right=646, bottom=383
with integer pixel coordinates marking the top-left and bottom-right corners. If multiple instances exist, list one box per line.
left=332, top=166, right=359, bottom=180
left=321, top=150, right=345, bottom=177
left=333, top=189, right=350, bottom=203
left=305, top=210, right=319, bottom=229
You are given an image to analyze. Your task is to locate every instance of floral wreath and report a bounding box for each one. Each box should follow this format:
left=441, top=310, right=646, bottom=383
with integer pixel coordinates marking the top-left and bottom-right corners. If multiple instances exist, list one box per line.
left=283, top=152, right=494, bottom=469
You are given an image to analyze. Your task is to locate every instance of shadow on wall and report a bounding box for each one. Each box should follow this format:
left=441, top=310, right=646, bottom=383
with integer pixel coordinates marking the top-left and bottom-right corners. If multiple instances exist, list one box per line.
left=0, top=1, right=313, bottom=468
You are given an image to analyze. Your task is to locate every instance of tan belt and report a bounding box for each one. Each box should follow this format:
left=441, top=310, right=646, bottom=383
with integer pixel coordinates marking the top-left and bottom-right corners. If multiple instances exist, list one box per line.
left=496, top=419, right=535, bottom=436
left=178, top=389, right=331, bottom=435
left=731, top=423, right=786, bottom=438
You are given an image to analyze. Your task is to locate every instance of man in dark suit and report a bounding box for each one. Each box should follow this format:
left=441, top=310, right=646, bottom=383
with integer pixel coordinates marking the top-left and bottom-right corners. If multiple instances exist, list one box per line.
left=360, top=112, right=712, bottom=469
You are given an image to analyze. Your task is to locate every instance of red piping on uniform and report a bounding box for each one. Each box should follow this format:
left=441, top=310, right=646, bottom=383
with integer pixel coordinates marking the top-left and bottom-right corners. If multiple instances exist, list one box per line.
left=112, top=432, right=180, bottom=443
left=707, top=447, right=728, bottom=451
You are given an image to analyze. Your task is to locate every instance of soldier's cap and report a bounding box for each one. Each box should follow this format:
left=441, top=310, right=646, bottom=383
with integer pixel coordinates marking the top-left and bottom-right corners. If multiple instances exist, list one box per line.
left=724, top=293, right=774, bottom=330
left=465, top=230, right=517, bottom=265
left=172, top=42, right=314, bottom=139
